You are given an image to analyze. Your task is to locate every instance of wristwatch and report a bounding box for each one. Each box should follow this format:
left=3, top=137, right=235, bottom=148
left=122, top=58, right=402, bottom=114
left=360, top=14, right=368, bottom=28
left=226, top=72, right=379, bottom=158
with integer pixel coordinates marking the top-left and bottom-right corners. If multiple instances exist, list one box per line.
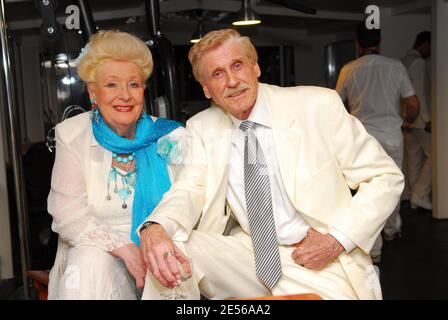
left=139, top=221, right=158, bottom=233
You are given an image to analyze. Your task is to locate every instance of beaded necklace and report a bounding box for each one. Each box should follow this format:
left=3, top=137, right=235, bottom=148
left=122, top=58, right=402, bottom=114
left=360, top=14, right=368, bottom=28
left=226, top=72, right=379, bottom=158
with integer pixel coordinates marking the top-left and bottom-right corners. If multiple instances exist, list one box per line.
left=106, top=152, right=136, bottom=209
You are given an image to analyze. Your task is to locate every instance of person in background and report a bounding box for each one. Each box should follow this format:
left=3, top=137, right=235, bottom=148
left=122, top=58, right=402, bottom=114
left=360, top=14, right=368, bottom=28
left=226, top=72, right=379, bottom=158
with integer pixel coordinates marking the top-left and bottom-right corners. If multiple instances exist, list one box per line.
left=47, top=30, right=186, bottom=299
left=401, top=31, right=432, bottom=211
left=139, top=28, right=404, bottom=300
left=336, top=22, right=420, bottom=263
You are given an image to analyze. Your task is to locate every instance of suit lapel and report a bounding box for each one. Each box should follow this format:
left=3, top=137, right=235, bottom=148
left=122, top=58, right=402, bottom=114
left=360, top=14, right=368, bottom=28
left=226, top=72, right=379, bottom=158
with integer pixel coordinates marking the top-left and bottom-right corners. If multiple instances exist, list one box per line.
left=263, top=84, right=303, bottom=205
left=196, top=111, right=233, bottom=232
left=207, top=113, right=233, bottom=206
left=272, top=118, right=302, bottom=203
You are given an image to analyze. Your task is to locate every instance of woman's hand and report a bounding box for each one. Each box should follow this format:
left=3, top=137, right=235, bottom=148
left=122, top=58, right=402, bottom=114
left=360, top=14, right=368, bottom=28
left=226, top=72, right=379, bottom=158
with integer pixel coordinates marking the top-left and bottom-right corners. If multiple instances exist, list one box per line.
left=140, top=223, right=190, bottom=289
left=111, top=243, right=146, bottom=289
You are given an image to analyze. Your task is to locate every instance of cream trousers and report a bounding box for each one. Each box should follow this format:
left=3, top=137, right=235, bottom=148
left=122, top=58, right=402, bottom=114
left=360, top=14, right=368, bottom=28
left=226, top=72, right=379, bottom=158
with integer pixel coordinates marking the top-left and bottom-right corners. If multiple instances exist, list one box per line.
left=142, top=229, right=359, bottom=300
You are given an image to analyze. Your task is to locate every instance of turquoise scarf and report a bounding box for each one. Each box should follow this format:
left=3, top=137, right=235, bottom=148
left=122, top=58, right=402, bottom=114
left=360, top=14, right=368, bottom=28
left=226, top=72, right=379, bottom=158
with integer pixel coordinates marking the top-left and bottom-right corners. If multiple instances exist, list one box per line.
left=92, top=109, right=182, bottom=246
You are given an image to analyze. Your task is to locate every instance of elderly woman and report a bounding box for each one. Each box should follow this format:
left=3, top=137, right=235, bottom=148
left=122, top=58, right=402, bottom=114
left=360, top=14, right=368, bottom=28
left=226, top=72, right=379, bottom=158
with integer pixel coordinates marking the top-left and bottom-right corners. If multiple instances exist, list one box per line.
left=47, top=30, right=186, bottom=299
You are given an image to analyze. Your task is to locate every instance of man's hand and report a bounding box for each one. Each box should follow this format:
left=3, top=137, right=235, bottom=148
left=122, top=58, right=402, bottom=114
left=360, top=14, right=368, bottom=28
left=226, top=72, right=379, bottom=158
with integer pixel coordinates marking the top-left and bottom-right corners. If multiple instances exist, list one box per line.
left=403, top=95, right=420, bottom=124
left=111, top=243, right=146, bottom=289
left=140, top=223, right=190, bottom=288
left=291, top=229, right=344, bottom=270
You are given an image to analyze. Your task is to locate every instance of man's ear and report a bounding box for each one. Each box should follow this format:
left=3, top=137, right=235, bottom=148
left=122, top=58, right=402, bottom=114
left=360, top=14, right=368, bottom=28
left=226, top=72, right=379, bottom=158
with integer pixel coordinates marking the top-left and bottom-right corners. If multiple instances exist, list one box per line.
left=254, top=63, right=261, bottom=78
left=202, top=84, right=211, bottom=99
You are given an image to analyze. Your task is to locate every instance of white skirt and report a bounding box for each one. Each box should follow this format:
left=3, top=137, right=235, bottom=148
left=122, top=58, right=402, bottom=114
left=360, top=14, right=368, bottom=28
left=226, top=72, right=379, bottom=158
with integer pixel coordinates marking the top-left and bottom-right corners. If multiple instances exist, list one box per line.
left=48, top=238, right=139, bottom=300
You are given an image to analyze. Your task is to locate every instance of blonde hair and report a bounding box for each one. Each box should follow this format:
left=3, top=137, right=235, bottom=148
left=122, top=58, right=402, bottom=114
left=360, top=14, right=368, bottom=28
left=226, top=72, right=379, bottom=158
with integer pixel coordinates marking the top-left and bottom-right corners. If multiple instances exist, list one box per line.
left=77, top=30, right=153, bottom=83
left=188, top=29, right=258, bottom=82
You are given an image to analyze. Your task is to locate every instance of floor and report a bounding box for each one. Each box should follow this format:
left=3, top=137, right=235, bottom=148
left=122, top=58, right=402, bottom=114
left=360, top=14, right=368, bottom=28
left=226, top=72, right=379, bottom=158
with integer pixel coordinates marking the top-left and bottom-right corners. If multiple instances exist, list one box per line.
left=1, top=200, right=447, bottom=300
left=379, top=201, right=448, bottom=299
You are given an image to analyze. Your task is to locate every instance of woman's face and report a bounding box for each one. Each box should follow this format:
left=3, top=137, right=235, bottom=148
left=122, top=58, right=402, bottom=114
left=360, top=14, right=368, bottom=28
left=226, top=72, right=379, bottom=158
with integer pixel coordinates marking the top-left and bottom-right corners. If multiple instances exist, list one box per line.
left=88, top=60, right=145, bottom=138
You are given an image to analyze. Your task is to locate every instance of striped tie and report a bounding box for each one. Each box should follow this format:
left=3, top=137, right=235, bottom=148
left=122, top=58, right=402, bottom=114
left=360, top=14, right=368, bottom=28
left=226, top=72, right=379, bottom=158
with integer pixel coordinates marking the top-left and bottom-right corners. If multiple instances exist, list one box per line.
left=240, top=120, right=282, bottom=289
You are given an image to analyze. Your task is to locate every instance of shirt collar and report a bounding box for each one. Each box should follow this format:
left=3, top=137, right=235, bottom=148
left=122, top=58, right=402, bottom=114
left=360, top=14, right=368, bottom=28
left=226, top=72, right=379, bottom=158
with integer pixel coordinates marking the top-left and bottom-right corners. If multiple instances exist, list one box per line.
left=229, top=85, right=272, bottom=130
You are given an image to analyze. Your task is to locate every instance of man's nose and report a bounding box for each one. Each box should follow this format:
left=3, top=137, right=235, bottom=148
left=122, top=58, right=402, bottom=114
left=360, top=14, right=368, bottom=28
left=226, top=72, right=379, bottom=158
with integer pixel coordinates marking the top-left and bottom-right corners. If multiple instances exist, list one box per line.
left=227, top=72, right=239, bottom=87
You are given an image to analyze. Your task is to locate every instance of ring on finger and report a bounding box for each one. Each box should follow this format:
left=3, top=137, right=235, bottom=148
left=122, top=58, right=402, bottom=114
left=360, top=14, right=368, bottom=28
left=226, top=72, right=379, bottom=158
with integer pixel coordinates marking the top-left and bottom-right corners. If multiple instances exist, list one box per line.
left=163, top=250, right=174, bottom=259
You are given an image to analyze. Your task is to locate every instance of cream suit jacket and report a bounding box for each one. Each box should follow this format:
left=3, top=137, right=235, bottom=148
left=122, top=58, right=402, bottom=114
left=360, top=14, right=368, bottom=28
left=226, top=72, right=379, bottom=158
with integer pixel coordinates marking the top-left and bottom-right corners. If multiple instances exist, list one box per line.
left=149, top=83, right=404, bottom=299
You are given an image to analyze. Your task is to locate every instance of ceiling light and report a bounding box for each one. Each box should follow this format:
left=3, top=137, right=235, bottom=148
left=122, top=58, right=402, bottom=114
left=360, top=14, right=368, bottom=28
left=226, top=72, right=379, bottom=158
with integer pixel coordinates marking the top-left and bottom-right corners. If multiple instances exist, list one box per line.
left=233, top=0, right=261, bottom=26
left=190, top=21, right=204, bottom=44
left=61, top=76, right=76, bottom=85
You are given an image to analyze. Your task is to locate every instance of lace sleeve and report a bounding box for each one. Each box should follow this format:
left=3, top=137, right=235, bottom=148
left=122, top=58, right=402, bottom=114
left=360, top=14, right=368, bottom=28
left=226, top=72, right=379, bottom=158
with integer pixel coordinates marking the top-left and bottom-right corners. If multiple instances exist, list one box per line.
left=75, top=225, right=132, bottom=252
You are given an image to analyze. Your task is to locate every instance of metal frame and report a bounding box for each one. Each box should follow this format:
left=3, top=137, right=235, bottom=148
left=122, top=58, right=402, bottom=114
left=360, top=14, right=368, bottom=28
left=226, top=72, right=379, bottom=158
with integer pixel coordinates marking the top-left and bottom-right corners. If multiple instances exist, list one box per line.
left=145, top=0, right=181, bottom=121
left=0, top=0, right=31, bottom=299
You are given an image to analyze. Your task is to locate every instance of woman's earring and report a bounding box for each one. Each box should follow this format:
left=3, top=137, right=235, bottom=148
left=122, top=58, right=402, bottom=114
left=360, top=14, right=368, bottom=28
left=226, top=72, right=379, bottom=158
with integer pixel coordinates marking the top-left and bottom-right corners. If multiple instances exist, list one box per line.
left=90, top=99, right=99, bottom=124
left=90, top=98, right=97, bottom=110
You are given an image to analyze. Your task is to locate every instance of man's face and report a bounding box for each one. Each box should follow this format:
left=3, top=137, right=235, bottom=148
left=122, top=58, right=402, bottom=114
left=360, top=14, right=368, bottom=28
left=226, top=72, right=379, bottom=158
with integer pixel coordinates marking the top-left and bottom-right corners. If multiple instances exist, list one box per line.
left=199, top=40, right=261, bottom=120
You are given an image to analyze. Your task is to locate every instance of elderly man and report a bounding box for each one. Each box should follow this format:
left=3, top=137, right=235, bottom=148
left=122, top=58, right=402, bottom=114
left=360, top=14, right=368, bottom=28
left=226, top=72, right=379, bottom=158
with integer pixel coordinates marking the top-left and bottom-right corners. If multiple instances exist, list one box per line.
left=140, top=29, right=404, bottom=300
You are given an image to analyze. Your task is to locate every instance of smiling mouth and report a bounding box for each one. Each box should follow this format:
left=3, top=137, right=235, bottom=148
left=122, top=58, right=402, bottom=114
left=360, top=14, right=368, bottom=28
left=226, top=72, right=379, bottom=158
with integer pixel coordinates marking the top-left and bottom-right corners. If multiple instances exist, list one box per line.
left=114, top=105, right=133, bottom=112
left=227, top=88, right=248, bottom=98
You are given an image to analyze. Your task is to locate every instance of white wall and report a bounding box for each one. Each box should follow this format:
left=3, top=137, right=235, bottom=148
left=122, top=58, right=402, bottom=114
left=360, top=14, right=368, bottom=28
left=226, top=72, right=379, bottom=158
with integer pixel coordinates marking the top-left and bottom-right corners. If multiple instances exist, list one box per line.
left=432, top=0, right=448, bottom=219
left=381, top=8, right=431, bottom=59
